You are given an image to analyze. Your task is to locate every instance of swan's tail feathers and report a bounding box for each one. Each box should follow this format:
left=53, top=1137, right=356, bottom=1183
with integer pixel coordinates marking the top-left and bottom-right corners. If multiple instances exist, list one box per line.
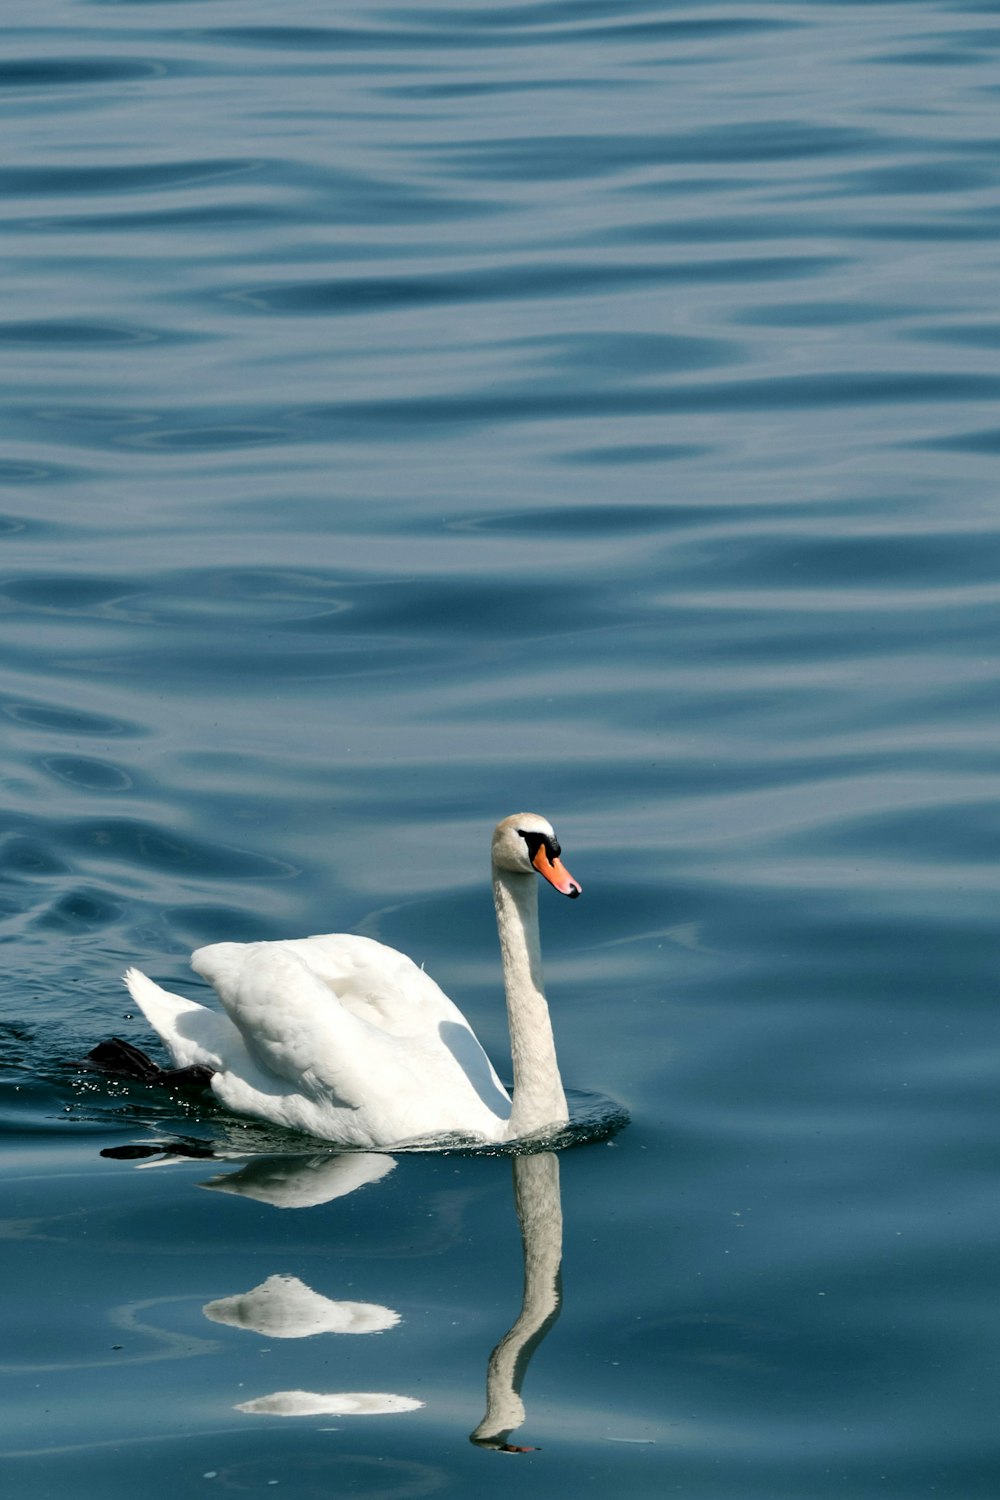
left=122, top=966, right=237, bottom=1073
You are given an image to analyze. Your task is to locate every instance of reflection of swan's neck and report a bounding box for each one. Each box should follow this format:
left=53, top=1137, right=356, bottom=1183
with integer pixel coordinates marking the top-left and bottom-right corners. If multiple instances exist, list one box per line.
left=471, top=1152, right=564, bottom=1449
left=493, top=869, right=568, bottom=1141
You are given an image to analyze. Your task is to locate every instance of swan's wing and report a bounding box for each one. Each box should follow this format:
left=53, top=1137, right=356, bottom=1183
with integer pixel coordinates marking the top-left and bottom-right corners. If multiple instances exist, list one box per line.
left=192, top=941, right=382, bottom=1106
left=280, top=933, right=484, bottom=1036
left=281, top=935, right=510, bottom=1104
left=192, top=935, right=511, bottom=1140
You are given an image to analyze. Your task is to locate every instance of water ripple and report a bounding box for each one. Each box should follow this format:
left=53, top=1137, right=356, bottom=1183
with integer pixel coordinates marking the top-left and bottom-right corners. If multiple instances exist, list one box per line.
left=0, top=320, right=191, bottom=348
left=430, top=122, right=895, bottom=180
left=0, top=158, right=262, bottom=198
left=0, top=58, right=171, bottom=88
left=221, top=254, right=845, bottom=318
left=205, top=11, right=795, bottom=51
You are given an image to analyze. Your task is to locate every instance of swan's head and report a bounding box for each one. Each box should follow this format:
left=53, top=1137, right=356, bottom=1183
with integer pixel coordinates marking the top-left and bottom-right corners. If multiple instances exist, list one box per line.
left=492, top=814, right=582, bottom=898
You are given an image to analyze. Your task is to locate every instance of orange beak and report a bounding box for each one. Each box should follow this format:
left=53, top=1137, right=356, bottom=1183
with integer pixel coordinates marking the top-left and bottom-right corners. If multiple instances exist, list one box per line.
left=531, top=845, right=582, bottom=898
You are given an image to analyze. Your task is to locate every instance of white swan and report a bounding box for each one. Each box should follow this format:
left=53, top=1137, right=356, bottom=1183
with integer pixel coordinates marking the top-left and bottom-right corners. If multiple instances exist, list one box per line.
left=121, top=813, right=582, bottom=1148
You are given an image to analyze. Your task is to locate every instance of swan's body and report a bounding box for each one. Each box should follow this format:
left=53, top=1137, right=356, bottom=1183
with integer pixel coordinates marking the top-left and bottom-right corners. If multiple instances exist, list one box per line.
left=122, top=814, right=581, bottom=1148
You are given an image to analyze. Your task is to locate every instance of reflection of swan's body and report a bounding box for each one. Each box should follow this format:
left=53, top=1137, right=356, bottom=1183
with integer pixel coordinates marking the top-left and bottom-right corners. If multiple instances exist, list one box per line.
left=201, top=1219, right=418, bottom=1419
left=179, top=1142, right=563, bottom=1439
left=204, top=1274, right=398, bottom=1336
left=201, top=1150, right=395, bottom=1208
left=471, top=1152, right=564, bottom=1452
left=122, top=814, right=581, bottom=1148
left=236, top=1390, right=422, bottom=1417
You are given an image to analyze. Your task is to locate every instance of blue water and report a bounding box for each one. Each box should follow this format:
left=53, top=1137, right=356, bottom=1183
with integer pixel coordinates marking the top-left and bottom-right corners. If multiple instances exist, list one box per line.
left=3, top=0, right=1000, bottom=1494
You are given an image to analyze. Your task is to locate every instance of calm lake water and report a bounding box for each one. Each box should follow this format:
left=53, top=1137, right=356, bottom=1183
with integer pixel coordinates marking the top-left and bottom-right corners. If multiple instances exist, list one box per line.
left=4, top=0, right=1000, bottom=1495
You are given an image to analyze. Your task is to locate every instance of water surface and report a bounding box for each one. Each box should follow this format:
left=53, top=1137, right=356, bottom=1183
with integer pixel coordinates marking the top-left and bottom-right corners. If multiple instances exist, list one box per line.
left=3, top=1, right=1000, bottom=1496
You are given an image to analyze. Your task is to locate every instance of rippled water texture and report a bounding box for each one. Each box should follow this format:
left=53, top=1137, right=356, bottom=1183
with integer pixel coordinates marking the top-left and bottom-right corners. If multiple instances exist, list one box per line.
left=3, top=1, right=1000, bottom=1496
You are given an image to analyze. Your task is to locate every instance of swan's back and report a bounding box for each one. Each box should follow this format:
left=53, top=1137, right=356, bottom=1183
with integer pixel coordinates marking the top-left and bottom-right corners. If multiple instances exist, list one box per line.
left=189, top=933, right=512, bottom=1144
left=193, top=933, right=475, bottom=1037
left=278, top=934, right=467, bottom=1035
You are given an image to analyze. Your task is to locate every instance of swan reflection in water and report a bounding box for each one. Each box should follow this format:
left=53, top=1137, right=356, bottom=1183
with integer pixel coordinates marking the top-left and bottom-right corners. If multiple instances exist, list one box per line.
left=196, top=1149, right=421, bottom=1418
left=204, top=1272, right=400, bottom=1337
left=200, top=1147, right=395, bottom=1209
left=470, top=1150, right=563, bottom=1453
left=198, top=1145, right=563, bottom=1446
left=207, top=1282, right=420, bottom=1416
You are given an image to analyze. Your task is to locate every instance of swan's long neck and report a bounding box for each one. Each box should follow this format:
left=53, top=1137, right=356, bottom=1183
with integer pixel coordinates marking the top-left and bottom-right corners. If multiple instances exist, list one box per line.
left=493, top=868, right=568, bottom=1141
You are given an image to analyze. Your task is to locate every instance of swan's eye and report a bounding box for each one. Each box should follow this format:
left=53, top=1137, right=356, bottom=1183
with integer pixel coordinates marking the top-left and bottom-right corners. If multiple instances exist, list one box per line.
left=518, top=830, right=560, bottom=861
